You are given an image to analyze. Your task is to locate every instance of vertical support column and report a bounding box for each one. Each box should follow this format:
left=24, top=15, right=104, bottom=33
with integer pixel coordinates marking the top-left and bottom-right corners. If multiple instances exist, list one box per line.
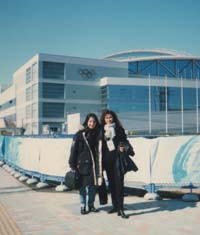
left=181, top=76, right=184, bottom=135
left=196, top=76, right=199, bottom=134
left=165, top=75, right=168, bottom=134
left=148, top=74, right=152, bottom=135
left=144, top=148, right=160, bottom=200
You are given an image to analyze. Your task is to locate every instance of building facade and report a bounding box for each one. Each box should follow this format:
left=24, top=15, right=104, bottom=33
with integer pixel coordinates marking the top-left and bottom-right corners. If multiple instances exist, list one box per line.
left=0, top=53, right=127, bottom=134
left=0, top=49, right=200, bottom=135
left=103, top=49, right=200, bottom=134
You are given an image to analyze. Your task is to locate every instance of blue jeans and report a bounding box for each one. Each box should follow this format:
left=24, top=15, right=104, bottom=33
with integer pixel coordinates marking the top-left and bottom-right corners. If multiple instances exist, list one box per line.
left=79, top=185, right=97, bottom=207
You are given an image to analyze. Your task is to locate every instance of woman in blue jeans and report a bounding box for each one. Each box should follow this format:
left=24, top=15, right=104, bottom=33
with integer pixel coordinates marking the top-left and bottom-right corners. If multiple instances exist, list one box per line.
left=69, top=113, right=102, bottom=214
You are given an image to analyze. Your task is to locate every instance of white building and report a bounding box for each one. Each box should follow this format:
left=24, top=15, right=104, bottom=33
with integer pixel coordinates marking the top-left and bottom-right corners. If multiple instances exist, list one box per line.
left=0, top=53, right=127, bottom=135
left=1, top=49, right=200, bottom=135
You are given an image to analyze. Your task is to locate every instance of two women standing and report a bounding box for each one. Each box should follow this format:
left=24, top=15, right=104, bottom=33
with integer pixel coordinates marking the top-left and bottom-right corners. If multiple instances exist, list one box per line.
left=69, top=110, right=132, bottom=219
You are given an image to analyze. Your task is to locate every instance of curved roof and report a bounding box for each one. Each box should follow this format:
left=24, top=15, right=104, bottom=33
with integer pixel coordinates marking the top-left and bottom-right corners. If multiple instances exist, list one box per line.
left=104, top=48, right=199, bottom=62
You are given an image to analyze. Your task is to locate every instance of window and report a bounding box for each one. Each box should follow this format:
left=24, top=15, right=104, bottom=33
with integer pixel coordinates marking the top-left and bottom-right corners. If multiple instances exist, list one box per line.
left=32, top=84, right=37, bottom=100
left=32, top=63, right=38, bottom=81
left=32, top=103, right=37, bottom=119
left=43, top=103, right=64, bottom=118
left=26, top=67, right=32, bottom=84
left=43, top=61, right=65, bottom=79
left=26, top=87, right=32, bottom=101
left=26, top=105, right=32, bottom=119
left=42, top=83, right=64, bottom=99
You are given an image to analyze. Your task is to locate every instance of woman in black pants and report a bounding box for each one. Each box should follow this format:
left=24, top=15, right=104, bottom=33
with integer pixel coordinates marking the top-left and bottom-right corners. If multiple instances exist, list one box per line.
left=100, top=109, right=129, bottom=219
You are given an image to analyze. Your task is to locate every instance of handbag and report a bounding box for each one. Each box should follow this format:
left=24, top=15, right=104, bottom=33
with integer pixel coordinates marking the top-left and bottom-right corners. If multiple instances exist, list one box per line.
left=122, top=140, right=135, bottom=156
left=98, top=178, right=108, bottom=205
left=64, top=170, right=81, bottom=190
left=123, top=154, right=138, bottom=173
left=119, top=152, right=138, bottom=174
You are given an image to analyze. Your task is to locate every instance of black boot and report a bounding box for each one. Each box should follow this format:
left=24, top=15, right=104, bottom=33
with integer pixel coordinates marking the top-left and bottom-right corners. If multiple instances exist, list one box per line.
left=107, top=207, right=117, bottom=214
left=118, top=209, right=129, bottom=219
left=89, top=206, right=99, bottom=213
left=80, top=206, right=87, bottom=215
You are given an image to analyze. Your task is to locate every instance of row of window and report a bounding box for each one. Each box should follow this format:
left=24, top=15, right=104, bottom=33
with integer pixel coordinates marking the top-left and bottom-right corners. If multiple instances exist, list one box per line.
left=42, top=83, right=64, bottom=99
left=104, top=85, right=200, bottom=112
left=26, top=85, right=37, bottom=102
left=42, top=103, right=64, bottom=118
left=42, top=61, right=65, bottom=79
left=129, top=59, right=200, bottom=79
left=26, top=63, right=37, bottom=84
left=25, top=103, right=37, bottom=119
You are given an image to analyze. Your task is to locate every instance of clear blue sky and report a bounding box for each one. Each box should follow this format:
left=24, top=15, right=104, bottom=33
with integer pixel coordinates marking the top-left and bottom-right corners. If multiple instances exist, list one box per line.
left=1, top=0, right=200, bottom=84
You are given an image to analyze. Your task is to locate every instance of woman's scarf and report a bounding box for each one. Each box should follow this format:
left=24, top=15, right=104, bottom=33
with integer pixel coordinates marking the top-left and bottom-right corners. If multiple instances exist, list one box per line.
left=85, top=127, right=98, bottom=148
left=104, top=123, right=116, bottom=151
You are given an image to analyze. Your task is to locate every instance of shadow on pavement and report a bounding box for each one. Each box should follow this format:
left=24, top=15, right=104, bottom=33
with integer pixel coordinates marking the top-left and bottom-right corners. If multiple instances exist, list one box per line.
left=0, top=185, right=31, bottom=195
left=100, top=199, right=197, bottom=217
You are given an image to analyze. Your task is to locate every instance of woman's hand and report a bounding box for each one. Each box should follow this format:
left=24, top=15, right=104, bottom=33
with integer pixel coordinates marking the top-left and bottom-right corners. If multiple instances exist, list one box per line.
left=119, top=146, right=125, bottom=152
left=119, top=142, right=125, bottom=152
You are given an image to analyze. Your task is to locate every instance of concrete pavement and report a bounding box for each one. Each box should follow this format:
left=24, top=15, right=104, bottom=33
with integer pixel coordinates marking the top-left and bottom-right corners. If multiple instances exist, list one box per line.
left=0, top=167, right=200, bottom=235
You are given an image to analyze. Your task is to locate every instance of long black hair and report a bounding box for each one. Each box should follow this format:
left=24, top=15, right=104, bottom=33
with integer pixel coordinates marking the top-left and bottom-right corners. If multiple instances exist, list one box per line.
left=100, top=109, right=123, bottom=128
left=82, top=113, right=100, bottom=131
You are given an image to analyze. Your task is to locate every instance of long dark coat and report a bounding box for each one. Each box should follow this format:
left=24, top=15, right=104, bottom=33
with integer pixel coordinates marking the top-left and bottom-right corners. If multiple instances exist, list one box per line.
left=101, top=125, right=136, bottom=210
left=69, top=130, right=102, bottom=187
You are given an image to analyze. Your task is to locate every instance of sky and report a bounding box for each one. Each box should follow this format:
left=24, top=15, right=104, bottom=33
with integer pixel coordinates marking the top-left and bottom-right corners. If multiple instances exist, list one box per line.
left=0, top=0, right=200, bottom=84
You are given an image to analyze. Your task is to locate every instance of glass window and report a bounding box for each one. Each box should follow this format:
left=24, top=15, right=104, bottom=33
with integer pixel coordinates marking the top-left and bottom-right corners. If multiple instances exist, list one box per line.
left=43, top=61, right=65, bottom=79
left=106, top=85, right=149, bottom=112
left=128, top=62, right=138, bottom=75
left=176, top=60, right=193, bottom=78
left=42, top=83, right=64, bottom=99
left=168, top=87, right=181, bottom=111
left=194, top=63, right=200, bottom=79
left=26, top=87, right=32, bottom=101
left=43, top=103, right=64, bottom=118
left=32, top=103, right=37, bottom=119
left=26, top=105, right=32, bottom=119
left=32, top=84, right=37, bottom=100
left=32, top=63, right=38, bottom=81
left=184, top=88, right=196, bottom=110
left=128, top=59, right=200, bottom=80
left=151, top=87, right=166, bottom=111
left=26, top=67, right=31, bottom=84
left=105, top=85, right=198, bottom=113
left=159, top=60, right=176, bottom=77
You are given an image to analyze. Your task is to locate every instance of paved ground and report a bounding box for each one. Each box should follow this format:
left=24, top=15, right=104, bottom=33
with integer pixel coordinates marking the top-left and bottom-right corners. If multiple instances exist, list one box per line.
left=0, top=167, right=200, bottom=235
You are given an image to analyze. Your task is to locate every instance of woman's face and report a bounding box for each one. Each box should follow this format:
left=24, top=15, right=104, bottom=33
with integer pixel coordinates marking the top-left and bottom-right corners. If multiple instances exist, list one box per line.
left=87, top=117, right=97, bottom=129
left=104, top=114, right=114, bottom=125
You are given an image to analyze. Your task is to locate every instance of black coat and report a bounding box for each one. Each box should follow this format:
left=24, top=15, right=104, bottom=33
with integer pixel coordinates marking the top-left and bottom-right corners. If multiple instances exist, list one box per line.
left=102, top=126, right=127, bottom=166
left=102, top=126, right=137, bottom=174
left=69, top=130, right=102, bottom=186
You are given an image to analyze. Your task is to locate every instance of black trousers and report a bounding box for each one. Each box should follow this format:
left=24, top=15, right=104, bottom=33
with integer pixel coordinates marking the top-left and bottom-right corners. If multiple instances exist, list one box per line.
left=104, top=155, right=124, bottom=210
